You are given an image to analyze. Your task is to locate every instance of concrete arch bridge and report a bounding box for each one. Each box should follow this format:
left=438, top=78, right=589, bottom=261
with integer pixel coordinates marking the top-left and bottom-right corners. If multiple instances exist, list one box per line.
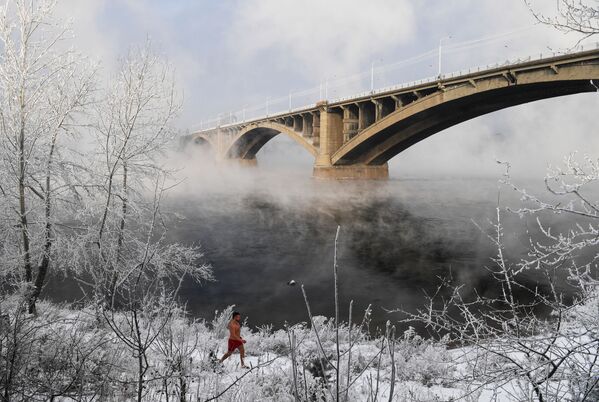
left=185, top=49, right=599, bottom=179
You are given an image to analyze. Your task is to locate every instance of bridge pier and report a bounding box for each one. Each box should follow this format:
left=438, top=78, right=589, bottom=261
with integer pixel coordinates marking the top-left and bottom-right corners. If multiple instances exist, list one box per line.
left=223, top=158, right=258, bottom=168
left=313, top=164, right=388, bottom=180
left=313, top=102, right=388, bottom=179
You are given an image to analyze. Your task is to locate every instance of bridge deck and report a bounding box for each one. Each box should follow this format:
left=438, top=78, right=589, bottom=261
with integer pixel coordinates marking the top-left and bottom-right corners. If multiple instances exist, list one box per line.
left=192, top=47, right=599, bottom=135
left=186, top=47, right=599, bottom=179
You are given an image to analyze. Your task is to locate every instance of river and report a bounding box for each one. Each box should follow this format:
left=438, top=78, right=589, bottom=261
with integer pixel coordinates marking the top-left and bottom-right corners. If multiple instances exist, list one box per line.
left=165, top=164, right=580, bottom=331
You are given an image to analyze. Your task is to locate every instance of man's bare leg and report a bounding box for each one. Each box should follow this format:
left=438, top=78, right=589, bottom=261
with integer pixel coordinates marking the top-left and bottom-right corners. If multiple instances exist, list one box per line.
left=239, top=344, right=248, bottom=368
left=219, top=351, right=232, bottom=363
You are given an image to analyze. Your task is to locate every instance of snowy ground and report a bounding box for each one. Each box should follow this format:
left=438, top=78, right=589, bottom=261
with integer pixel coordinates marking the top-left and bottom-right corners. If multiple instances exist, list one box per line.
left=1, top=298, right=597, bottom=401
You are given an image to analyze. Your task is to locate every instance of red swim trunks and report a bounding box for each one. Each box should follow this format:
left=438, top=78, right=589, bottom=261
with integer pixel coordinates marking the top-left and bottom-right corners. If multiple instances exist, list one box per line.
left=228, top=339, right=244, bottom=353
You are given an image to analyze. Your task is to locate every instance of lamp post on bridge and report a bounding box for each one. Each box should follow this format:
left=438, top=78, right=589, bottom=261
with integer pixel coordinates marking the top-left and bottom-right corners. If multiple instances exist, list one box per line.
left=438, top=35, right=452, bottom=79
left=371, top=61, right=375, bottom=93
left=318, top=79, right=330, bottom=100
left=370, top=59, right=383, bottom=93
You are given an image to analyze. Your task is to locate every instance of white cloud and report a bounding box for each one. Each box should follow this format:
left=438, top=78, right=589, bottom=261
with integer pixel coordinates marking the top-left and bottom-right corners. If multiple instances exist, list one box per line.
left=53, top=0, right=207, bottom=127
left=228, top=0, right=416, bottom=79
left=54, top=0, right=118, bottom=72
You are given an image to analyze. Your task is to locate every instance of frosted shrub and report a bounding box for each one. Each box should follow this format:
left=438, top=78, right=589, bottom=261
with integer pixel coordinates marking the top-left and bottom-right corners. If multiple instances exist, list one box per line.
left=152, top=309, right=202, bottom=402
left=397, top=157, right=599, bottom=401
left=0, top=295, right=469, bottom=401
left=251, top=367, right=295, bottom=399
left=394, top=329, right=453, bottom=386
left=248, top=327, right=290, bottom=356
left=211, top=305, right=235, bottom=339
left=0, top=299, right=123, bottom=401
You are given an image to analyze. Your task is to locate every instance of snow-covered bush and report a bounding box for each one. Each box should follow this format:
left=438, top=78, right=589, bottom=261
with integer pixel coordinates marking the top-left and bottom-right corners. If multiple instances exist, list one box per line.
left=0, top=298, right=124, bottom=401
left=246, top=326, right=290, bottom=356
left=211, top=305, right=235, bottom=340
left=0, top=288, right=467, bottom=402
left=394, top=328, right=453, bottom=387
left=398, top=156, right=599, bottom=401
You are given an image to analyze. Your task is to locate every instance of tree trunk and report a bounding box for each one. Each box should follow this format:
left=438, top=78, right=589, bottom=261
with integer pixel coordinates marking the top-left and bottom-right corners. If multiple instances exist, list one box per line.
left=18, top=85, right=33, bottom=310
left=28, top=132, right=59, bottom=314
left=109, top=161, right=128, bottom=309
left=137, top=350, right=144, bottom=402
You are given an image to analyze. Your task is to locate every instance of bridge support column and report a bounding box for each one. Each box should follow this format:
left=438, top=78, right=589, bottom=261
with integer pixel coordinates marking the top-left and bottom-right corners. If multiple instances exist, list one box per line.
left=313, top=103, right=388, bottom=179
left=302, top=113, right=313, bottom=138
left=293, top=115, right=303, bottom=132
left=391, top=95, right=403, bottom=111
left=342, top=105, right=359, bottom=142
left=372, top=99, right=383, bottom=122
left=314, top=104, right=343, bottom=168
left=357, top=102, right=375, bottom=130
left=313, top=164, right=388, bottom=180
left=311, top=112, right=320, bottom=147
left=215, top=127, right=226, bottom=160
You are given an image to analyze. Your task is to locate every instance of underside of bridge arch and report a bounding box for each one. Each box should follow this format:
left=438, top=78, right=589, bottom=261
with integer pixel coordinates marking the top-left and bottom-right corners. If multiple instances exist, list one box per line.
left=182, top=134, right=215, bottom=153
left=225, top=123, right=317, bottom=160
left=332, top=79, right=597, bottom=166
left=192, top=135, right=213, bottom=148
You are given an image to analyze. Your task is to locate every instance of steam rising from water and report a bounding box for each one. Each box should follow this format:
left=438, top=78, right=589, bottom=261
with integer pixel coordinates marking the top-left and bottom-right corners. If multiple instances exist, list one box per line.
left=159, top=141, right=586, bottom=330
left=40, top=139, right=592, bottom=332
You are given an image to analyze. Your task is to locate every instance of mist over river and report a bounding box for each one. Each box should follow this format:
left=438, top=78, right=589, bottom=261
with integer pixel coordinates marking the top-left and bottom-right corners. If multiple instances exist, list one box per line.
left=160, top=162, right=583, bottom=331
left=42, top=143, right=595, bottom=332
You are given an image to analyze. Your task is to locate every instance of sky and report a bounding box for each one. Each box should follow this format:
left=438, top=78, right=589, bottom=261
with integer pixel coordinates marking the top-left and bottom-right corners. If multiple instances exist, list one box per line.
left=56, top=0, right=599, bottom=178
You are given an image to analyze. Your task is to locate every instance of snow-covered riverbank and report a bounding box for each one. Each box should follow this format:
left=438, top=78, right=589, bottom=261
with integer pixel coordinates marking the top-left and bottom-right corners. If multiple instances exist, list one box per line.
left=2, top=292, right=597, bottom=401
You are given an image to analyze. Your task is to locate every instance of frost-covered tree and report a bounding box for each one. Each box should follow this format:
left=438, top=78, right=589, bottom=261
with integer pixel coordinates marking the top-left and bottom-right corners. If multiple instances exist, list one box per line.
left=0, top=0, right=96, bottom=313
left=64, top=40, right=212, bottom=309
left=526, top=0, right=599, bottom=41
left=398, top=157, right=599, bottom=401
left=0, top=0, right=210, bottom=318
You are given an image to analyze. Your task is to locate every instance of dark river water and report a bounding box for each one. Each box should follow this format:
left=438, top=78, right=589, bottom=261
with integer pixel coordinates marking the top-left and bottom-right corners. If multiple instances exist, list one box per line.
left=160, top=169, right=582, bottom=332
left=42, top=158, right=590, bottom=333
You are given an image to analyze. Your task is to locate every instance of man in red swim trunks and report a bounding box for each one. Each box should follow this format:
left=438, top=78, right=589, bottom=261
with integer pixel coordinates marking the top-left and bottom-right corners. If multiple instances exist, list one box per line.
left=219, top=311, right=248, bottom=368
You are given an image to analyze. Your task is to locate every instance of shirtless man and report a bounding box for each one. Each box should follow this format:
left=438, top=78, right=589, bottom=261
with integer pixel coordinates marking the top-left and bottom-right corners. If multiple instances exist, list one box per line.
left=219, top=311, right=248, bottom=368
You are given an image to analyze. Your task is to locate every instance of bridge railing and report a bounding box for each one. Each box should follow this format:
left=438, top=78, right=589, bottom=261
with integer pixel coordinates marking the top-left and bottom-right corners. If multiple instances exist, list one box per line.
left=192, top=42, right=599, bottom=134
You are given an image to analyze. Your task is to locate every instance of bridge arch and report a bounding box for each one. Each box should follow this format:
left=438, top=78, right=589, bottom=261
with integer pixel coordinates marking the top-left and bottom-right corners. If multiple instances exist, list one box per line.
left=225, top=121, right=318, bottom=160
left=190, top=133, right=216, bottom=149
left=332, top=66, right=599, bottom=166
